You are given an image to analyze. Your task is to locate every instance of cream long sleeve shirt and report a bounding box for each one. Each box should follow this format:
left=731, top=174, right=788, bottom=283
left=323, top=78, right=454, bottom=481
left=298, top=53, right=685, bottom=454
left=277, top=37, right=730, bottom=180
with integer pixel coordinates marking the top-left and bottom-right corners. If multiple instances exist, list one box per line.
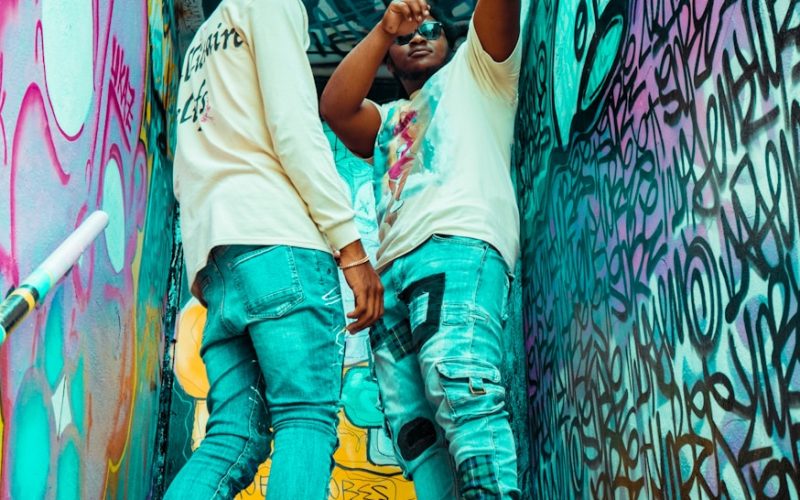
left=173, top=0, right=360, bottom=292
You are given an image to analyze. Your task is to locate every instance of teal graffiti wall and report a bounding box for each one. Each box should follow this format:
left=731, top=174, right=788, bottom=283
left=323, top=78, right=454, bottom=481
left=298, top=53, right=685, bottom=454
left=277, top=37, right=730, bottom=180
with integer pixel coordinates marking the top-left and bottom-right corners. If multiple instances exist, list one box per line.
left=515, top=0, right=800, bottom=497
left=0, top=0, right=179, bottom=497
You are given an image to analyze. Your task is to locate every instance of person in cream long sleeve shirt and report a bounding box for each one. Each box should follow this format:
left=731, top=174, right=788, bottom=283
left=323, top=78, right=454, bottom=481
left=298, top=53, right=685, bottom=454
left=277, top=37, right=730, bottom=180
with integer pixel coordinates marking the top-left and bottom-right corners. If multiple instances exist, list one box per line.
left=165, top=0, right=384, bottom=498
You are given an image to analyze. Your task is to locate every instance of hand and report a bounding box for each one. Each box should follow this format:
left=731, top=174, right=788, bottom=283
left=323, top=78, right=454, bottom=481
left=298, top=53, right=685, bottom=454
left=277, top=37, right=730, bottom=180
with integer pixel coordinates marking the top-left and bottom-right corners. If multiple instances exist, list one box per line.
left=380, top=0, right=430, bottom=37
left=338, top=241, right=385, bottom=333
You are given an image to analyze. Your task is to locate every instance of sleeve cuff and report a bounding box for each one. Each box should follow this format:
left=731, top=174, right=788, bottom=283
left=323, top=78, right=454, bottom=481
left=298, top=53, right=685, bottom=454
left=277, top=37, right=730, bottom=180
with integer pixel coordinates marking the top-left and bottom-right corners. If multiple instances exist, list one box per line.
left=326, top=219, right=362, bottom=250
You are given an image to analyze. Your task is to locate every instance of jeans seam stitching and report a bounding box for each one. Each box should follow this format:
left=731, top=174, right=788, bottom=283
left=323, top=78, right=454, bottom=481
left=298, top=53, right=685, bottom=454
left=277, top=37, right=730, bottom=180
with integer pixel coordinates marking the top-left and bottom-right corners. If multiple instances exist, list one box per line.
left=211, top=379, right=262, bottom=498
left=207, top=252, right=238, bottom=338
left=218, top=262, right=238, bottom=337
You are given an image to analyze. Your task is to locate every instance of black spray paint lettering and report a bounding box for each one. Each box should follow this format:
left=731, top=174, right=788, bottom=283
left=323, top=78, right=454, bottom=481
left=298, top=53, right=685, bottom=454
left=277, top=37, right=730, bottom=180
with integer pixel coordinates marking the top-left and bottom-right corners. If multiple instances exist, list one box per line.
left=183, top=22, right=244, bottom=82
left=514, top=0, right=800, bottom=497
left=179, top=79, right=208, bottom=125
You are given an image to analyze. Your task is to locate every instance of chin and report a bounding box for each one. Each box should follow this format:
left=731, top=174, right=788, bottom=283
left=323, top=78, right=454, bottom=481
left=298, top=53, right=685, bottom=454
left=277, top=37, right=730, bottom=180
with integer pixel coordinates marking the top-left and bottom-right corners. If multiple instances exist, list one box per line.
left=402, top=58, right=443, bottom=74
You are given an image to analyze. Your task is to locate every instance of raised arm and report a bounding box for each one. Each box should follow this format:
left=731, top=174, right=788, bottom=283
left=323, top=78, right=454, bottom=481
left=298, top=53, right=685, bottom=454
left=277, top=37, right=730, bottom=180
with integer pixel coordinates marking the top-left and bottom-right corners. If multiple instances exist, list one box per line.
left=320, top=0, right=430, bottom=158
left=473, top=0, right=521, bottom=61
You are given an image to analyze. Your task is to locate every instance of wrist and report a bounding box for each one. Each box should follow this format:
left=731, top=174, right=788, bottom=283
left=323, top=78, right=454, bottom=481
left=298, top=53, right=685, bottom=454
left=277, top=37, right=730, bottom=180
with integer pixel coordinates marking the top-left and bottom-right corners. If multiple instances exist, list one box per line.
left=374, top=21, right=397, bottom=42
left=339, top=255, right=371, bottom=270
left=338, top=240, right=368, bottom=262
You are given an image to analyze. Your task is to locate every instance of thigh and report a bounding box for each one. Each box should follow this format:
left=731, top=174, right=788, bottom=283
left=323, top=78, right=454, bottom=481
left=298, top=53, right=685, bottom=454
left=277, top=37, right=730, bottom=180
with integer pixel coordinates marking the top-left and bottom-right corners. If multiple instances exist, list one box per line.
left=394, top=238, right=512, bottom=427
left=228, top=246, right=346, bottom=411
left=197, top=254, right=269, bottom=422
left=370, top=269, right=443, bottom=467
left=404, top=236, right=511, bottom=367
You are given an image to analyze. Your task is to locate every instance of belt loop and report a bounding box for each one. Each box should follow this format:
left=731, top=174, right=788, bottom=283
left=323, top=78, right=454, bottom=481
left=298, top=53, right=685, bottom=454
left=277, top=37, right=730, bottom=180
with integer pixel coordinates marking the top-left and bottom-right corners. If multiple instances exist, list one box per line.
left=469, top=376, right=487, bottom=395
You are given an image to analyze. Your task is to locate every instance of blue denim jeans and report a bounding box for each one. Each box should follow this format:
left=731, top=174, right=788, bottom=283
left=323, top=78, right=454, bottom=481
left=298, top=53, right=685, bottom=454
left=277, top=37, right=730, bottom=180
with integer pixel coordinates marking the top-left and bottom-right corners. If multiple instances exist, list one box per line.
left=165, top=245, right=346, bottom=499
left=370, top=235, right=520, bottom=499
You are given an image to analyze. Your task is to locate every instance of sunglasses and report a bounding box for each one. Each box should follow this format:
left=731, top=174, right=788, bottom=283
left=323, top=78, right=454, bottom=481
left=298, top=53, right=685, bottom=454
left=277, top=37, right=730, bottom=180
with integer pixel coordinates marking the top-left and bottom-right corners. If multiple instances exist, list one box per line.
left=395, top=21, right=444, bottom=45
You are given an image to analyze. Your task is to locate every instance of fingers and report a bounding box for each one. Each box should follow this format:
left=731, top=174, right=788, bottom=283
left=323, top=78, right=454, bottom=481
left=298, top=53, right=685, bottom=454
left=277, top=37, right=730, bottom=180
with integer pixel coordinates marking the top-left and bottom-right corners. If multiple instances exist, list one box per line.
left=396, top=0, right=428, bottom=22
left=389, top=0, right=412, bottom=17
left=374, top=280, right=385, bottom=324
left=346, top=293, right=366, bottom=320
left=385, top=0, right=429, bottom=33
left=345, top=272, right=385, bottom=334
left=346, top=292, right=370, bottom=333
left=385, top=1, right=410, bottom=33
left=378, top=284, right=386, bottom=319
left=407, top=0, right=429, bottom=22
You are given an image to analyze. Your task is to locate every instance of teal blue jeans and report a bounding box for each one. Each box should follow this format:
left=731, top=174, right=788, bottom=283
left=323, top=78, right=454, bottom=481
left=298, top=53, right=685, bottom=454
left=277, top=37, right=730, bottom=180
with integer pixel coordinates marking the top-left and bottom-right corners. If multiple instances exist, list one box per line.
left=370, top=235, right=520, bottom=499
left=165, top=245, right=346, bottom=499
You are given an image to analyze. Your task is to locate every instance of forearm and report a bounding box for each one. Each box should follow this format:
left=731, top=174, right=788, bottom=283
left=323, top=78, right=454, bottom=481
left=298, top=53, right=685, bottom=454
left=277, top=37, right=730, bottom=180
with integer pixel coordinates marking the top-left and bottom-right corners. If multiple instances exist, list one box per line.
left=274, top=120, right=360, bottom=250
left=320, top=24, right=394, bottom=121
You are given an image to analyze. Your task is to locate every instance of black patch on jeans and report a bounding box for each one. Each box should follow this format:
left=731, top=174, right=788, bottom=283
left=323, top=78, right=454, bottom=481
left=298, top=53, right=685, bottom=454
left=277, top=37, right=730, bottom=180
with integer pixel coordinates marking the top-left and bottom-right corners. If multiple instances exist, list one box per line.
left=399, top=273, right=446, bottom=351
left=371, top=273, right=446, bottom=361
left=397, top=417, right=437, bottom=461
left=370, top=319, right=415, bottom=359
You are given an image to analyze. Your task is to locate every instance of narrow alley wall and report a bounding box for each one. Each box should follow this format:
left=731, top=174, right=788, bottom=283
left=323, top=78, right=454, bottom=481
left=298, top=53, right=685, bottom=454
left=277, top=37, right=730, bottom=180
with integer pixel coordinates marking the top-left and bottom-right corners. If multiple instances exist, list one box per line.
left=515, top=1, right=800, bottom=497
left=0, top=0, right=179, bottom=498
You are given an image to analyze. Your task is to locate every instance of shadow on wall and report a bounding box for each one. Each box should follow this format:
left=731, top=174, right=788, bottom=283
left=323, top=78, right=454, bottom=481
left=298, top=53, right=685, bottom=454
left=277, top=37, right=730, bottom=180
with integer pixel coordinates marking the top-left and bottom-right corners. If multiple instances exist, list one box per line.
left=0, top=0, right=179, bottom=498
left=515, top=0, right=800, bottom=497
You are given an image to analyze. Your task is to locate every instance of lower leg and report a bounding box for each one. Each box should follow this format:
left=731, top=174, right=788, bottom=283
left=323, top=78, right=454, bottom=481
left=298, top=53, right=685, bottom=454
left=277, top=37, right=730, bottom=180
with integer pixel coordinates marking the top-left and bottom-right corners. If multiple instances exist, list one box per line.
left=165, top=362, right=271, bottom=499
left=453, top=417, right=519, bottom=499
left=393, top=417, right=456, bottom=500
left=166, top=393, right=271, bottom=499
left=372, top=350, right=458, bottom=500
left=265, top=407, right=340, bottom=500
left=427, top=359, right=520, bottom=498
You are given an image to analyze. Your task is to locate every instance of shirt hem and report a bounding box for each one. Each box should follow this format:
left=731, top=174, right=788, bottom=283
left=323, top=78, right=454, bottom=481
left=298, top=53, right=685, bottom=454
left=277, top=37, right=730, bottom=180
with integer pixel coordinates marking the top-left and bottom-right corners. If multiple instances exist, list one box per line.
left=187, top=236, right=332, bottom=294
left=376, top=230, right=518, bottom=275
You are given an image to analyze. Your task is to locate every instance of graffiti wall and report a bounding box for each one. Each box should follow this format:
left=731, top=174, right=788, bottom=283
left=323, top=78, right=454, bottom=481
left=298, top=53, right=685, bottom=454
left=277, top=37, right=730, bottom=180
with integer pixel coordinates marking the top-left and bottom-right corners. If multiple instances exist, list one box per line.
left=515, top=0, right=800, bottom=497
left=0, top=0, right=179, bottom=497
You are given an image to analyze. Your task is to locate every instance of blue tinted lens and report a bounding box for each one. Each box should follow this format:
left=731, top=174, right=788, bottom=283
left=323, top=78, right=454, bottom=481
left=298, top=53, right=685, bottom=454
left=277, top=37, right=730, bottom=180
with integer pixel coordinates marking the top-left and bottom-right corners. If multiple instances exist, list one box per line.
left=395, top=22, right=443, bottom=45
left=419, top=22, right=442, bottom=40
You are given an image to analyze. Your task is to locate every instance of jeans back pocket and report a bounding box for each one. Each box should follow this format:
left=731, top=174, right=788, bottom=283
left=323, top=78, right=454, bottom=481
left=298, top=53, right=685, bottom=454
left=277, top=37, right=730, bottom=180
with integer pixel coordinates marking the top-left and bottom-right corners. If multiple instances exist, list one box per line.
left=231, top=246, right=304, bottom=319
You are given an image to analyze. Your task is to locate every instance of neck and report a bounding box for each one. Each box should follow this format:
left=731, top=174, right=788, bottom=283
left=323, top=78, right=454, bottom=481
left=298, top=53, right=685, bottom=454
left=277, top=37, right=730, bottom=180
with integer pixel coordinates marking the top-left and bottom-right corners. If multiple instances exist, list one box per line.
left=402, top=78, right=426, bottom=95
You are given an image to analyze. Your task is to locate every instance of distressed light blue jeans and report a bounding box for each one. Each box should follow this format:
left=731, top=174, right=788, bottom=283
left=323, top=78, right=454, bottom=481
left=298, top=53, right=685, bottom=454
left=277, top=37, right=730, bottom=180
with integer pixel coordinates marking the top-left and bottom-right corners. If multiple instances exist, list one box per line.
left=165, top=245, right=346, bottom=500
left=370, top=235, right=520, bottom=499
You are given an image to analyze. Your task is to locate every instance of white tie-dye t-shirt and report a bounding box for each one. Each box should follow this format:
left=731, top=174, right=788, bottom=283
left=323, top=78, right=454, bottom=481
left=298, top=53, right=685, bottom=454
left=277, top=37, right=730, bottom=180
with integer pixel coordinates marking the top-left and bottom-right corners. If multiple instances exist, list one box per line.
left=371, top=21, right=523, bottom=273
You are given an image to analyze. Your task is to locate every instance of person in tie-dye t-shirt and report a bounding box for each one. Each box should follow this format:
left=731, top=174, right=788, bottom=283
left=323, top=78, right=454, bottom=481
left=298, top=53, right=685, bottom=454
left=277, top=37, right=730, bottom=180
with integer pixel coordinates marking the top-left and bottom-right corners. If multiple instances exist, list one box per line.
left=322, top=0, right=522, bottom=497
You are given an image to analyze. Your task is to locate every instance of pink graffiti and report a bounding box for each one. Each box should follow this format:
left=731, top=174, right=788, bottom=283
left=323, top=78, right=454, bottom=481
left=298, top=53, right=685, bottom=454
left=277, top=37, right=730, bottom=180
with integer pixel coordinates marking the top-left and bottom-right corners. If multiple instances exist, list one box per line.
left=110, top=37, right=137, bottom=137
left=0, top=0, right=150, bottom=497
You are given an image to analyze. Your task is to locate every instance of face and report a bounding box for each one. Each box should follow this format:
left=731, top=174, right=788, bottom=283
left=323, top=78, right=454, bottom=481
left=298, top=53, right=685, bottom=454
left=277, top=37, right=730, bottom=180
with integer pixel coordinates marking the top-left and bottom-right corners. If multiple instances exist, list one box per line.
left=387, top=18, right=450, bottom=83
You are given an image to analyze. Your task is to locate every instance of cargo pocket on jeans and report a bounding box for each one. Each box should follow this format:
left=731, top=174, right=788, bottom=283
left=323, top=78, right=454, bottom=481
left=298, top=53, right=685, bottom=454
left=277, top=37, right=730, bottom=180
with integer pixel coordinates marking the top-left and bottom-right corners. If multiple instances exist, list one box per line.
left=434, top=358, right=506, bottom=424
left=231, top=246, right=304, bottom=319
